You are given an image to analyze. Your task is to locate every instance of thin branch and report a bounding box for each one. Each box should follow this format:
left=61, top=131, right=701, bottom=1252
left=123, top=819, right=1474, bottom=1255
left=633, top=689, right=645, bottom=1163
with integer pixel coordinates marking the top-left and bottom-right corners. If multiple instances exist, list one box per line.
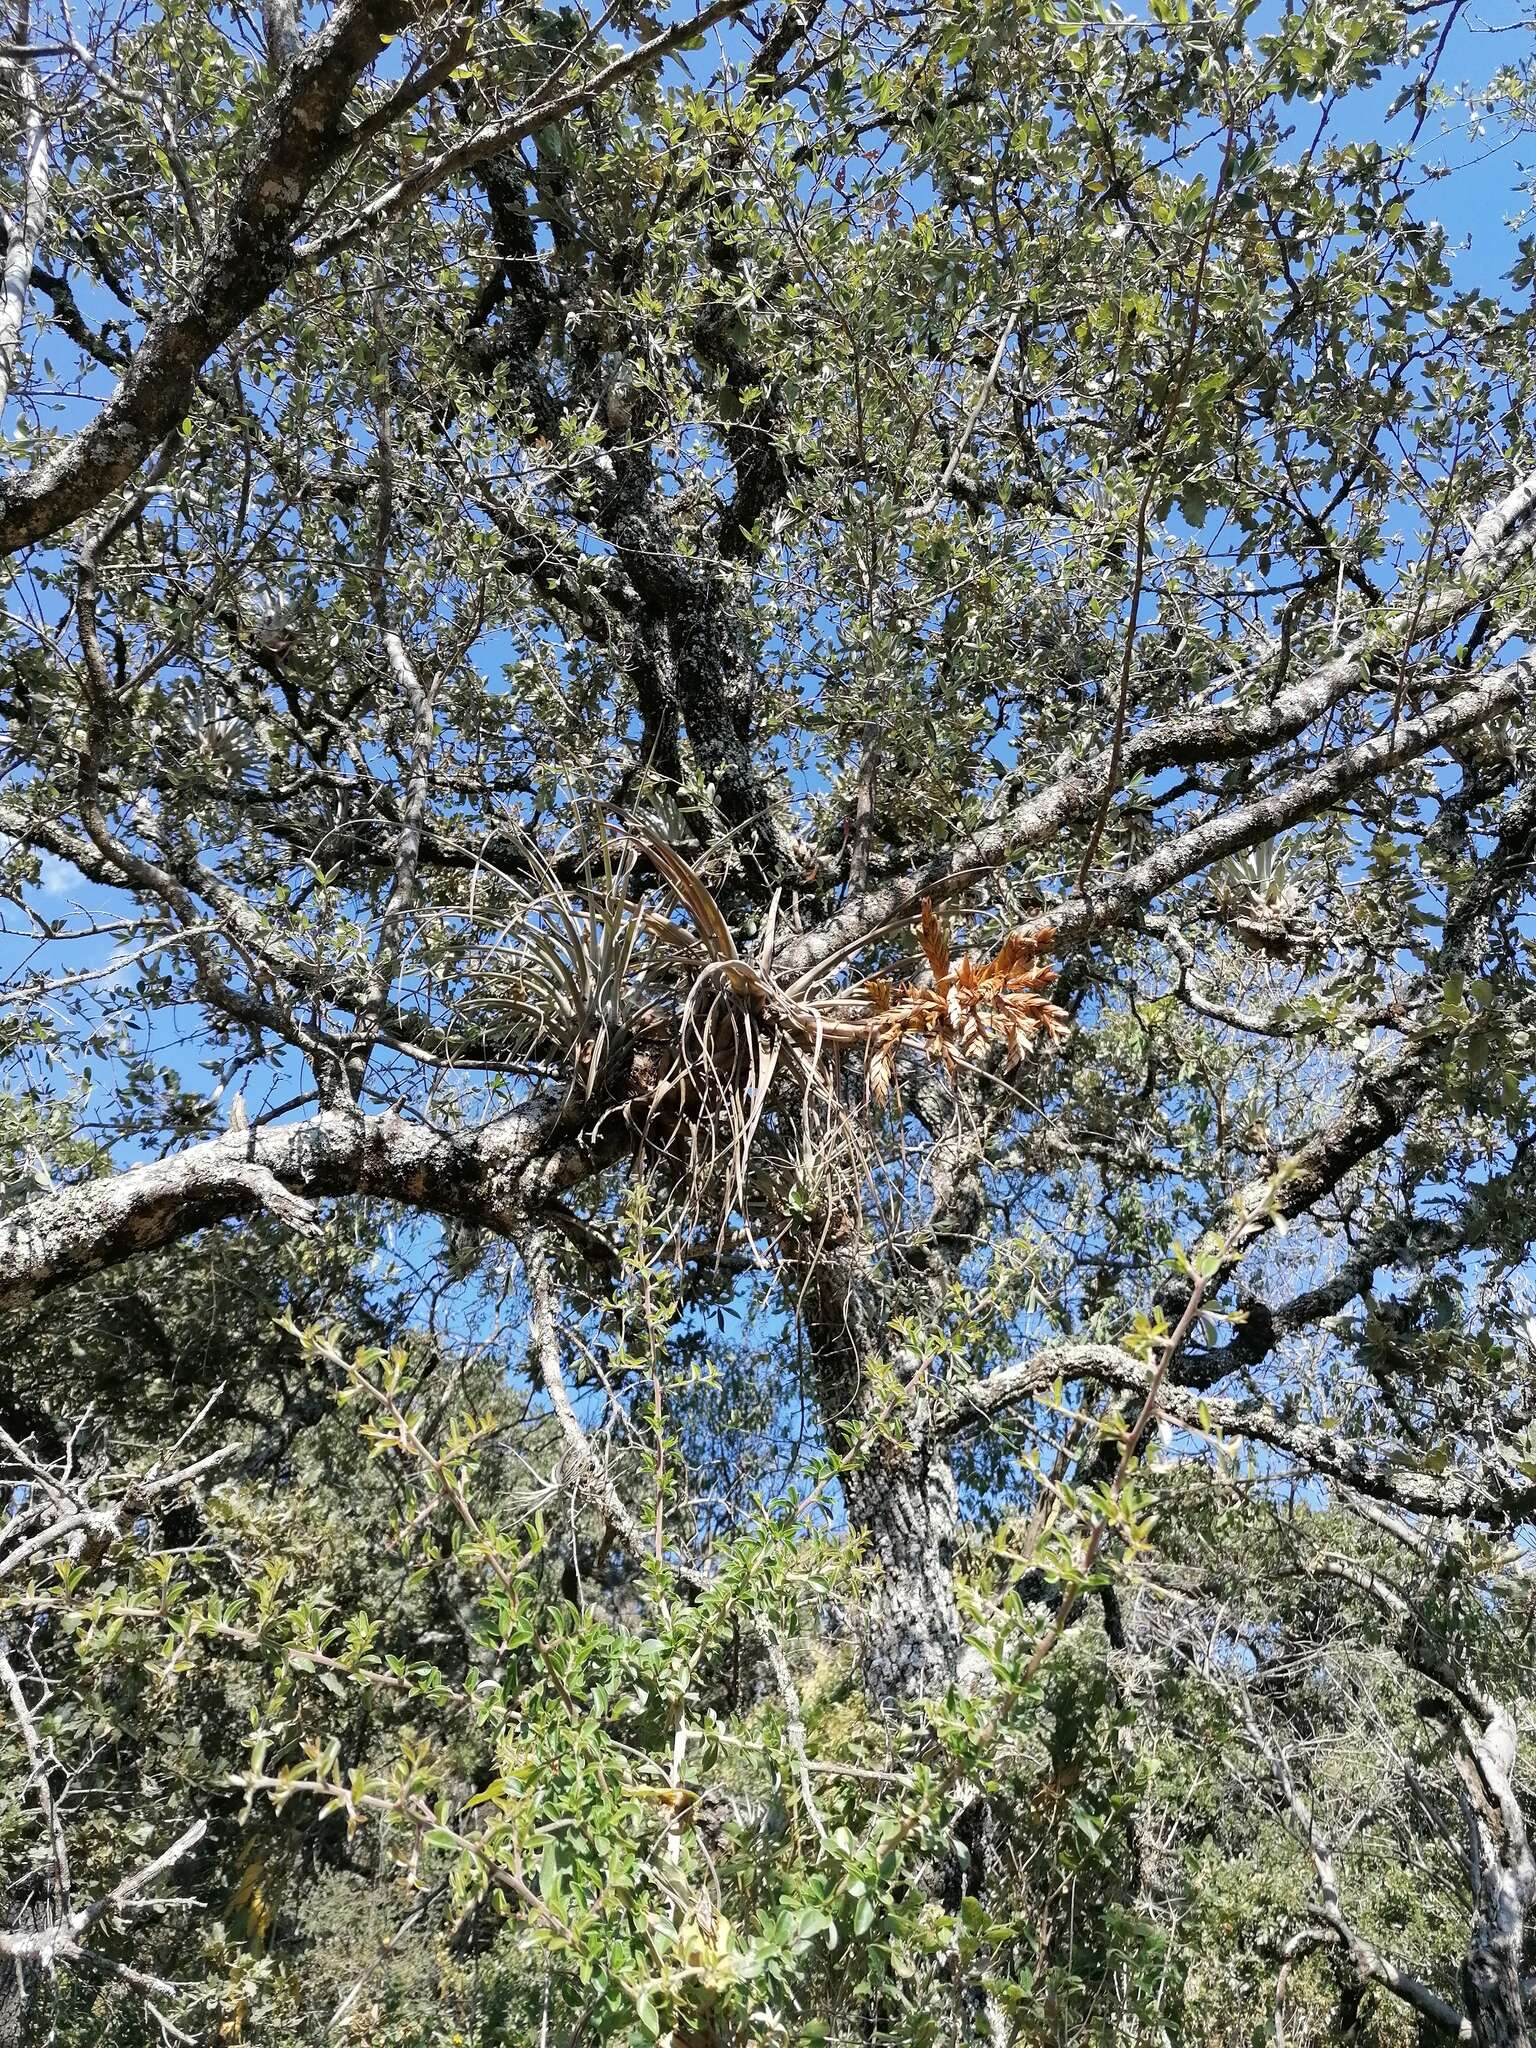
left=916, top=303, right=1019, bottom=519
left=1227, top=1678, right=1471, bottom=2040
left=0, top=1643, right=72, bottom=1917
left=351, top=377, right=438, bottom=1087
left=294, top=0, right=752, bottom=268
left=1076, top=111, right=1239, bottom=889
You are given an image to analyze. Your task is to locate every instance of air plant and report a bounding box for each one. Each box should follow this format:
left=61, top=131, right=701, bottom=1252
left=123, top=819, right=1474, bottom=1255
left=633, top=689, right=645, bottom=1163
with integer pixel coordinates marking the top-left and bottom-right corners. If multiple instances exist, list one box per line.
left=444, top=814, right=1070, bottom=1231
left=1213, top=838, right=1320, bottom=961
left=242, top=584, right=295, bottom=649
left=457, top=824, right=673, bottom=1096
left=861, top=904, right=1069, bottom=1107
left=1217, top=838, right=1292, bottom=907
left=166, top=681, right=264, bottom=780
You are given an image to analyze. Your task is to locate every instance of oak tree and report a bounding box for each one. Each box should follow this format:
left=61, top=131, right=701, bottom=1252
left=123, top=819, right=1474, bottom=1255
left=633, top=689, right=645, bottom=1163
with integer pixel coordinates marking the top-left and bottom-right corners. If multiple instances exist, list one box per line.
left=1, top=0, right=1534, bottom=2040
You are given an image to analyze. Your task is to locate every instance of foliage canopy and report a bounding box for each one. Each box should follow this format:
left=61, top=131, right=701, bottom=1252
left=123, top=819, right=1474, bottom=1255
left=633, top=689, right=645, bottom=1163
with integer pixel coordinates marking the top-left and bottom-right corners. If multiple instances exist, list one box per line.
left=1, top=0, right=1535, bottom=2041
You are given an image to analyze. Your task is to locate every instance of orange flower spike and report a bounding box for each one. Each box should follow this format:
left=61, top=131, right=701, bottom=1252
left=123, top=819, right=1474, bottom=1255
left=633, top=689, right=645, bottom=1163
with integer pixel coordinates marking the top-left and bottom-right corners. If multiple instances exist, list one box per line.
left=859, top=907, right=1069, bottom=1089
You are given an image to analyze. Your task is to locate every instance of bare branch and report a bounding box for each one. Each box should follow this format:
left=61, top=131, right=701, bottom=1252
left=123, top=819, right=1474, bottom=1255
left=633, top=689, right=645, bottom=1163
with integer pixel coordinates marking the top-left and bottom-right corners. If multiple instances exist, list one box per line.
left=0, top=1643, right=72, bottom=1918
left=1228, top=1678, right=1472, bottom=2041
left=944, top=1341, right=1536, bottom=1524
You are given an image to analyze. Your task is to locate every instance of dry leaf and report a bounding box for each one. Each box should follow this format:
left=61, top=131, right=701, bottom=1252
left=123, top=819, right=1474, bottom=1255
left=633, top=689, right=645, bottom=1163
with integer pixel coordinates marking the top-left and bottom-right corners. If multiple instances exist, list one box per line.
left=861, top=906, right=1068, bottom=1102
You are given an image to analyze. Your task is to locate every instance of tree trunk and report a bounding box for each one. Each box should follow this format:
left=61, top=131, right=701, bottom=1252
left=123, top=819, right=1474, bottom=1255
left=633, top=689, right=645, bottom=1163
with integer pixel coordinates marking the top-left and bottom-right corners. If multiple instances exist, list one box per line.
left=804, top=1240, right=965, bottom=1710
left=1456, top=1705, right=1535, bottom=2048
left=838, top=1417, right=964, bottom=1708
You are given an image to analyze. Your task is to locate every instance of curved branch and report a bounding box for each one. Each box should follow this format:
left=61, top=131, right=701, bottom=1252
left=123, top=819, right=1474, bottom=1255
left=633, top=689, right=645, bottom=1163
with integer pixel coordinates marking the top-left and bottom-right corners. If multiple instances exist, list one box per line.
left=0, top=1104, right=560, bottom=1314
left=0, top=0, right=412, bottom=554
left=781, top=643, right=1533, bottom=989
left=943, top=1341, right=1536, bottom=1524
left=294, top=0, right=751, bottom=268
left=1227, top=1676, right=1472, bottom=2041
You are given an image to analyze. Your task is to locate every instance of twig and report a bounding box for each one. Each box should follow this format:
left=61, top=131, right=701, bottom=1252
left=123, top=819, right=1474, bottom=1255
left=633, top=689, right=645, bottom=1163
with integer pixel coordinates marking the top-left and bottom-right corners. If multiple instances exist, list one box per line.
left=521, top=1222, right=648, bottom=1553
left=917, top=304, right=1019, bottom=518
left=295, top=0, right=751, bottom=267
left=520, top=1229, right=830, bottom=1844
left=0, top=1643, right=71, bottom=1915
left=1076, top=111, right=1239, bottom=889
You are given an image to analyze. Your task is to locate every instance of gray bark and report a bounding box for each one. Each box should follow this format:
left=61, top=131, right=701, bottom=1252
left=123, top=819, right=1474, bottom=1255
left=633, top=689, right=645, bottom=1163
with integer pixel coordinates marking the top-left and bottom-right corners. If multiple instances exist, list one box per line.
left=0, top=0, right=411, bottom=554
left=0, top=9, right=50, bottom=420
left=0, top=1104, right=557, bottom=1314
left=838, top=1418, right=964, bottom=1708
left=1455, top=1704, right=1535, bottom=2048
left=0, top=1893, right=43, bottom=2048
left=804, top=1242, right=964, bottom=1709
left=263, top=0, right=301, bottom=73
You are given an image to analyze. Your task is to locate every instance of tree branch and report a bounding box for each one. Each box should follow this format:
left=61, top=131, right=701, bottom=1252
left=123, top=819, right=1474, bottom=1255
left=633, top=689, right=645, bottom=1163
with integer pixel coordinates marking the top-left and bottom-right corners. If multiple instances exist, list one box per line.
left=0, top=4, right=51, bottom=418
left=292, top=0, right=751, bottom=269
left=943, top=1341, right=1536, bottom=1523
left=0, top=0, right=413, bottom=554
left=1227, top=1676, right=1472, bottom=2041
left=0, top=1105, right=561, bottom=1314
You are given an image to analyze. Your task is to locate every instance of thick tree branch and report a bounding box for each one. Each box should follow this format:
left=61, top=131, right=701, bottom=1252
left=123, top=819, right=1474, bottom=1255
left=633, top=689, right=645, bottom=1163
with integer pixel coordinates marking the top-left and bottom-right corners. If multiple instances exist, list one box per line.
left=0, top=1105, right=564, bottom=1315
left=780, top=637, right=1532, bottom=987
left=0, top=0, right=413, bottom=554
left=292, top=0, right=751, bottom=269
left=944, top=1341, right=1536, bottom=1523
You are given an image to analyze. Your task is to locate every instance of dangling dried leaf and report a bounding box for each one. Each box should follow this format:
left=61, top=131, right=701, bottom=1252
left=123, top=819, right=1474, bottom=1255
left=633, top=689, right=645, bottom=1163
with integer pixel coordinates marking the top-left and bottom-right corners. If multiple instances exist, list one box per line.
left=868, top=1043, right=895, bottom=1108
left=636, top=834, right=738, bottom=963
